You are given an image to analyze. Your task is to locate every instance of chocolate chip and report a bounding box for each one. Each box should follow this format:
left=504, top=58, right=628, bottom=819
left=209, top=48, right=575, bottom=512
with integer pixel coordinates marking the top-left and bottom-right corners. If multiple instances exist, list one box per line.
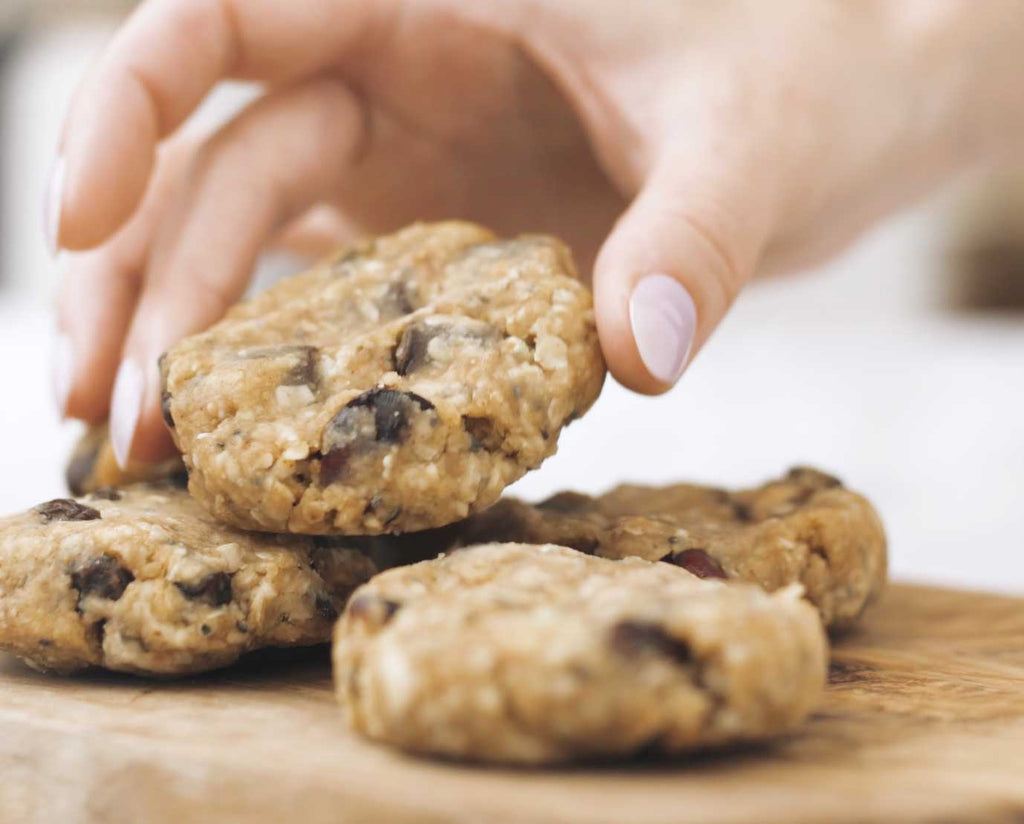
left=331, top=242, right=375, bottom=274
left=65, top=442, right=102, bottom=497
left=379, top=279, right=418, bottom=317
left=315, top=595, right=339, bottom=623
left=240, top=344, right=320, bottom=387
left=394, top=323, right=433, bottom=376
left=665, top=548, right=728, bottom=580
left=609, top=620, right=691, bottom=665
left=462, top=415, right=503, bottom=452
left=730, top=501, right=753, bottom=522
left=89, top=487, right=122, bottom=502
left=347, top=593, right=401, bottom=627
left=200, top=624, right=212, bottom=636
left=35, top=499, right=101, bottom=524
left=160, top=389, right=175, bottom=430
left=320, top=389, right=435, bottom=484
left=175, top=572, right=233, bottom=606
left=157, top=353, right=175, bottom=430
left=394, top=317, right=497, bottom=376
left=280, top=345, right=319, bottom=387
left=69, top=555, right=133, bottom=605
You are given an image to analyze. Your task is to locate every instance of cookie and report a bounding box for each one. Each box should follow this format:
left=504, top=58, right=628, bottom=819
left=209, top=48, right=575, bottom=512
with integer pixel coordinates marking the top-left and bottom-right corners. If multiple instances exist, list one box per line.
left=160, top=221, right=605, bottom=535
left=65, top=424, right=187, bottom=496
left=0, top=483, right=378, bottom=676
left=333, top=543, right=827, bottom=764
left=456, top=467, right=887, bottom=629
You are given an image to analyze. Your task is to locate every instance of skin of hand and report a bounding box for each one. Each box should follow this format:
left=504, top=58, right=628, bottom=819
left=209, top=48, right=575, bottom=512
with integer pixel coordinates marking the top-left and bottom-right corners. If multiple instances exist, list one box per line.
left=47, top=0, right=1024, bottom=467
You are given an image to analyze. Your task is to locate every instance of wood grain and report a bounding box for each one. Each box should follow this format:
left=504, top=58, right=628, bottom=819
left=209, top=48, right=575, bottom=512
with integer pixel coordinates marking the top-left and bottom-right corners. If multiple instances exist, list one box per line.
left=2, top=583, right=1024, bottom=824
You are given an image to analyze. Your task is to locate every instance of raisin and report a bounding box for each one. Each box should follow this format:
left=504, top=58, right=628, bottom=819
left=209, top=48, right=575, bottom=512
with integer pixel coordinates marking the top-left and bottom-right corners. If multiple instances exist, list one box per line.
left=69, top=555, right=133, bottom=605
left=35, top=499, right=101, bottom=524
left=609, top=620, right=691, bottom=665
left=665, top=549, right=728, bottom=580
left=175, top=572, right=233, bottom=606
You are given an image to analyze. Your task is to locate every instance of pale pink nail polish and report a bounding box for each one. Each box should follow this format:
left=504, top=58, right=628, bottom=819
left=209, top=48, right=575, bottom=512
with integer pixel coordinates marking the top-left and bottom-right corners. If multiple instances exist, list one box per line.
left=110, top=358, right=144, bottom=468
left=628, top=273, right=697, bottom=385
left=43, top=156, right=66, bottom=257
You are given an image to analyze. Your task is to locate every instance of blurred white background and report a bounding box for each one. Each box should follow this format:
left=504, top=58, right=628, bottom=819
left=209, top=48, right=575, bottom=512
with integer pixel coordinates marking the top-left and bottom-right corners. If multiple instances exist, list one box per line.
left=1, top=9, right=1022, bottom=594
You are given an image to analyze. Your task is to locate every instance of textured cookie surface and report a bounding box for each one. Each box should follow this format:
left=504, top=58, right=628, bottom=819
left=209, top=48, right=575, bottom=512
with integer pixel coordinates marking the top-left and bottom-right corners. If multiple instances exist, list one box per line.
left=0, top=484, right=377, bottom=676
left=333, top=544, right=827, bottom=764
left=65, top=424, right=186, bottom=496
left=457, top=467, right=887, bottom=629
left=161, top=222, right=605, bottom=535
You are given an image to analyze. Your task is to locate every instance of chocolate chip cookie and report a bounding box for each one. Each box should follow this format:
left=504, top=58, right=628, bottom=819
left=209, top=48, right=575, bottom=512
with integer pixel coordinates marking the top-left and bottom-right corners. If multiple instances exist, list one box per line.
left=333, top=543, right=827, bottom=764
left=160, top=222, right=605, bottom=535
left=456, top=467, right=887, bottom=629
left=65, top=424, right=187, bottom=496
left=0, top=483, right=378, bottom=676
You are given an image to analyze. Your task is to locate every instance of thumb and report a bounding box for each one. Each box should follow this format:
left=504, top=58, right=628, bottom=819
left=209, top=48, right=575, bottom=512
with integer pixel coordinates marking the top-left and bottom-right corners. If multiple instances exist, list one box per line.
left=593, top=145, right=773, bottom=394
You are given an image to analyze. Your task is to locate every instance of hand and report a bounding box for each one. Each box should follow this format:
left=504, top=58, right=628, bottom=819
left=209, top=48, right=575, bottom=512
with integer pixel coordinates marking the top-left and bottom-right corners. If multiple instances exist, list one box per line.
left=49, top=0, right=1024, bottom=466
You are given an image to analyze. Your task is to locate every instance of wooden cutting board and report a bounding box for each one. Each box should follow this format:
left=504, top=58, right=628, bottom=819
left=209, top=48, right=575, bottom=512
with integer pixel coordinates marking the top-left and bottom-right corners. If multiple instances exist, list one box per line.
left=2, top=583, right=1024, bottom=824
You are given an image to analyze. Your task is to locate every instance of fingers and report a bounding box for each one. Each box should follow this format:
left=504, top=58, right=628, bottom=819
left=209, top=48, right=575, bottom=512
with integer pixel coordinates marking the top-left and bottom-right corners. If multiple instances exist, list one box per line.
left=55, top=136, right=200, bottom=424
left=110, top=77, right=366, bottom=465
left=593, top=141, right=776, bottom=394
left=50, top=0, right=390, bottom=253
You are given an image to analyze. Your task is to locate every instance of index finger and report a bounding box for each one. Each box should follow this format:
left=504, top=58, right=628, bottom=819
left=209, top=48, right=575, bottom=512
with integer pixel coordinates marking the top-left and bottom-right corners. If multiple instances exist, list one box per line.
left=53, top=0, right=390, bottom=252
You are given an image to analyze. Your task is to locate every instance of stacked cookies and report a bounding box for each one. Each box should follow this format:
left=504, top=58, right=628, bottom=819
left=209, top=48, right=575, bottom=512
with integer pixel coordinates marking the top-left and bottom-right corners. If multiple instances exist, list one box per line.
left=0, top=221, right=887, bottom=764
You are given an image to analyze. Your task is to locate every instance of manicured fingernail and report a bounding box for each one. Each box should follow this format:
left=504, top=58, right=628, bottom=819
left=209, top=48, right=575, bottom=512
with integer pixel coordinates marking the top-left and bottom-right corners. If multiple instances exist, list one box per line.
left=110, top=357, right=144, bottom=469
left=628, top=273, right=697, bottom=385
left=44, top=156, right=66, bottom=257
left=52, top=330, right=75, bottom=418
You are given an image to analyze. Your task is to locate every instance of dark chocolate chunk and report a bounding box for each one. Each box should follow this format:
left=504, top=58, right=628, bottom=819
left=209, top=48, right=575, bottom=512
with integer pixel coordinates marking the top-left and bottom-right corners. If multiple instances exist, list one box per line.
left=175, top=572, right=233, bottom=606
left=35, top=499, right=101, bottom=524
left=666, top=548, right=728, bottom=580
left=240, top=345, right=320, bottom=387
left=394, top=323, right=434, bottom=376
left=730, top=501, right=753, bottom=522
left=346, top=593, right=401, bottom=627
left=379, top=279, right=418, bottom=317
left=394, top=316, right=498, bottom=376
left=315, top=594, right=339, bottom=623
left=158, top=352, right=175, bottom=429
left=320, top=389, right=435, bottom=484
left=609, top=620, right=692, bottom=665
left=69, top=555, right=134, bottom=605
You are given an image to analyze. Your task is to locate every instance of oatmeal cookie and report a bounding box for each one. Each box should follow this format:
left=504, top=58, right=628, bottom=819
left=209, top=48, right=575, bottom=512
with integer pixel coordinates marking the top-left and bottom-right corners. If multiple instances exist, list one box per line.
left=160, top=222, right=605, bottom=535
left=0, top=484, right=377, bottom=676
left=458, top=467, right=887, bottom=628
left=333, top=543, right=827, bottom=764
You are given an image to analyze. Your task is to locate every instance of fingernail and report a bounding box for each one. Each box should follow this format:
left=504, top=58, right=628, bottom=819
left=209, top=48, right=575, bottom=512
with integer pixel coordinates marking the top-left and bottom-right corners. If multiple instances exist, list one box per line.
left=629, top=273, right=697, bottom=385
left=44, top=156, right=66, bottom=257
left=53, top=330, right=75, bottom=418
left=110, top=357, right=144, bottom=469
